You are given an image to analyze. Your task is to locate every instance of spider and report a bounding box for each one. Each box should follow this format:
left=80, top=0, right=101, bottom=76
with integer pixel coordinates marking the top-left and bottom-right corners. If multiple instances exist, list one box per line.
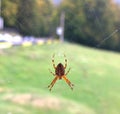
left=48, top=54, right=74, bottom=91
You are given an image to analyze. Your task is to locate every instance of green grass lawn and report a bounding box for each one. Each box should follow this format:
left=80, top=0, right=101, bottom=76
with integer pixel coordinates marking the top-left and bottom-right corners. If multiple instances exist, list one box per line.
left=0, top=42, right=120, bottom=114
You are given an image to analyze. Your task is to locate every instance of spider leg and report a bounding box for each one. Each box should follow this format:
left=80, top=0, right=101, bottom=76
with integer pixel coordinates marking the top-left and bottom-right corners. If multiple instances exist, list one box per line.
left=64, top=54, right=67, bottom=69
left=48, top=76, right=58, bottom=91
left=63, top=76, right=74, bottom=90
left=65, top=68, right=71, bottom=75
left=49, top=69, right=55, bottom=76
left=52, top=54, right=56, bottom=69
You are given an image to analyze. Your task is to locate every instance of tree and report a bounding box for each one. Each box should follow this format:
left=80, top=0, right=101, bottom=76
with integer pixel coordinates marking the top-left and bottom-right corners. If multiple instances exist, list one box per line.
left=35, top=0, right=53, bottom=36
left=2, top=0, right=19, bottom=27
left=16, top=0, right=38, bottom=36
left=59, top=0, right=120, bottom=51
left=60, top=0, right=86, bottom=43
left=16, top=0, right=53, bottom=36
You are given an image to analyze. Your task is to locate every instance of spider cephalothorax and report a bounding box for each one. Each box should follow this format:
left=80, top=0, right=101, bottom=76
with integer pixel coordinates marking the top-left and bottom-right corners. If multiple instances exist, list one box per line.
left=48, top=54, right=74, bottom=91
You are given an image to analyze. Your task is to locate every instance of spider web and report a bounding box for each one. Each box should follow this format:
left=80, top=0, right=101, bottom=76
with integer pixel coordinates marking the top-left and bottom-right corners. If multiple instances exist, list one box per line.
left=58, top=0, right=120, bottom=92
left=96, top=28, right=120, bottom=47
left=1, top=0, right=120, bottom=92
left=82, top=0, right=120, bottom=48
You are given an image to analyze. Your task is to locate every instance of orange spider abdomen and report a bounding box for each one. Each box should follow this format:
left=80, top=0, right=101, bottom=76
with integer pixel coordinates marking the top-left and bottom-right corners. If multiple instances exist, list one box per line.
left=55, top=63, right=65, bottom=79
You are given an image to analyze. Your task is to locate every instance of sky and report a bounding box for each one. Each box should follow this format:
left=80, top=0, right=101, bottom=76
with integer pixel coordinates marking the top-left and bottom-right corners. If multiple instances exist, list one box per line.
left=114, top=0, right=120, bottom=3
left=51, top=0, right=120, bottom=5
left=52, top=0, right=62, bottom=5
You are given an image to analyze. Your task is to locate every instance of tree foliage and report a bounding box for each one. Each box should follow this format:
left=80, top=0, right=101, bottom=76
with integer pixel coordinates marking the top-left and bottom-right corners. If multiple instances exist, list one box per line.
left=2, top=0, right=19, bottom=27
left=35, top=0, right=54, bottom=36
left=60, top=0, right=120, bottom=50
left=1, top=0, right=120, bottom=51
left=16, top=0, right=53, bottom=36
left=2, top=0, right=53, bottom=37
left=16, top=0, right=37, bottom=36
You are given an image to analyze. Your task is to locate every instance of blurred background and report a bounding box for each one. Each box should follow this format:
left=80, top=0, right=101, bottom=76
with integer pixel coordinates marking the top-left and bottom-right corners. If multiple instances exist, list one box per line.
left=0, top=0, right=120, bottom=114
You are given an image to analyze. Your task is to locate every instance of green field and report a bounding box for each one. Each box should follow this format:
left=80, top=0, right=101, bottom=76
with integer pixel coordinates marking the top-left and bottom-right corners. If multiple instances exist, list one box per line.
left=0, top=43, right=120, bottom=114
